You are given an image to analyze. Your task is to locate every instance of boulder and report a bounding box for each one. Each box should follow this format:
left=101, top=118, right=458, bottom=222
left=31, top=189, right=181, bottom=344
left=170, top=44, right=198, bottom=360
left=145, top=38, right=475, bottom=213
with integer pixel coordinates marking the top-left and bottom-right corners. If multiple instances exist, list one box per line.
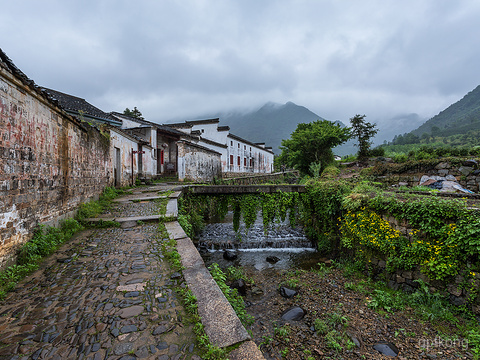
left=266, top=256, right=280, bottom=264
left=279, top=287, right=297, bottom=298
left=223, top=250, right=238, bottom=261
left=230, top=279, right=247, bottom=296
left=463, top=159, right=478, bottom=168
left=373, top=342, right=399, bottom=357
left=281, top=306, right=306, bottom=321
left=459, top=166, right=473, bottom=176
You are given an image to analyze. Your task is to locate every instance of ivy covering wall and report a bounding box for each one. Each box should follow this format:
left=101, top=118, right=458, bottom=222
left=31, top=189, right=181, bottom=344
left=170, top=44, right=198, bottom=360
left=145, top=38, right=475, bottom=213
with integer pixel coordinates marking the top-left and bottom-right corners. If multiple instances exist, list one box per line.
left=179, top=180, right=480, bottom=306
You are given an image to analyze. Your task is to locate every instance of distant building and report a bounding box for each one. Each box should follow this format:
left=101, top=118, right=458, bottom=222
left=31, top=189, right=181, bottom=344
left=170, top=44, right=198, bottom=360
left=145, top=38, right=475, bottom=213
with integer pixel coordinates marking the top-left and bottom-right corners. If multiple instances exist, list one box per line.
left=167, top=118, right=274, bottom=175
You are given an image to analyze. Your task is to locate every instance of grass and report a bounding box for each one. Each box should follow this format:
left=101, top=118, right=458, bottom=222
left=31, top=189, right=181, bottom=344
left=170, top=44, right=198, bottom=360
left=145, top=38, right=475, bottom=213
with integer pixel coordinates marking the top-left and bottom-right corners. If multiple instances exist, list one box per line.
left=76, top=186, right=125, bottom=222
left=332, top=258, right=480, bottom=358
left=0, top=218, right=83, bottom=300
left=208, top=263, right=254, bottom=327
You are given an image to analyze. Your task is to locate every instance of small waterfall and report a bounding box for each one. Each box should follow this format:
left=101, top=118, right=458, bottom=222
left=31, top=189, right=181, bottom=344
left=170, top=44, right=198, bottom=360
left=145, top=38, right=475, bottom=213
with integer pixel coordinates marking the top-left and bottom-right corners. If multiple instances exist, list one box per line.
left=196, top=212, right=314, bottom=251
left=197, top=212, right=317, bottom=271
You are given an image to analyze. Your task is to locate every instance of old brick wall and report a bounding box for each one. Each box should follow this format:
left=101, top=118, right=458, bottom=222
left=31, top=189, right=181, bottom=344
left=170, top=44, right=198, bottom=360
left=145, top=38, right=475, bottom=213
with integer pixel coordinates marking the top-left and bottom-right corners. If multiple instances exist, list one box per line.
left=0, top=61, right=112, bottom=270
left=177, top=141, right=221, bottom=182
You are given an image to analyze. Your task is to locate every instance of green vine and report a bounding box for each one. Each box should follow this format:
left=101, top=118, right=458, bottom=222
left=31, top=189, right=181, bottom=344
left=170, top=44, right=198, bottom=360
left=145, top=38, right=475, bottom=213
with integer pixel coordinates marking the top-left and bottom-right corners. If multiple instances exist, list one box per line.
left=178, top=191, right=301, bottom=237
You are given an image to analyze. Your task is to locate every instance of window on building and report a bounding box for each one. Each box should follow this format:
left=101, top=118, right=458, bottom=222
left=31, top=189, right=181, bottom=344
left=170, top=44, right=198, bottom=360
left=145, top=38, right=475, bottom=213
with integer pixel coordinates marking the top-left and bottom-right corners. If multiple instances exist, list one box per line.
left=244, top=157, right=246, bottom=167
left=238, top=143, right=240, bottom=148
left=237, top=156, right=240, bottom=166
left=244, top=145, right=246, bottom=150
left=250, top=158, right=253, bottom=167
left=230, top=154, right=233, bottom=165
left=230, top=141, right=233, bottom=146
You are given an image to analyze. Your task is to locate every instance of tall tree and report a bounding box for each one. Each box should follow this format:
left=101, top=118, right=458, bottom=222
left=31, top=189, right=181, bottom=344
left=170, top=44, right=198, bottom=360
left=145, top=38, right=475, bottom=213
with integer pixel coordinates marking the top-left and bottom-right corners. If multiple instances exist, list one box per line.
left=277, top=120, right=351, bottom=176
left=350, top=114, right=378, bottom=160
left=123, top=107, right=144, bottom=120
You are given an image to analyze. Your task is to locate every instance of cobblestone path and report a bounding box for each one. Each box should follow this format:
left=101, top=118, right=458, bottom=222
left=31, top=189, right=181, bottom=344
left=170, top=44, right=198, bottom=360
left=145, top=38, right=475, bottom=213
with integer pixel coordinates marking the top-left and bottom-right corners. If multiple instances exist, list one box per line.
left=0, top=189, right=200, bottom=360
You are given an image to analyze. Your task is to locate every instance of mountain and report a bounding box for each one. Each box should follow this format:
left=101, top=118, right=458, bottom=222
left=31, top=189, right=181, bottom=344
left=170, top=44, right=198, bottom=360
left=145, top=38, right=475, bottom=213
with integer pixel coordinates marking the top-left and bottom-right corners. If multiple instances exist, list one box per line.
left=211, top=101, right=344, bottom=154
left=410, top=85, right=480, bottom=138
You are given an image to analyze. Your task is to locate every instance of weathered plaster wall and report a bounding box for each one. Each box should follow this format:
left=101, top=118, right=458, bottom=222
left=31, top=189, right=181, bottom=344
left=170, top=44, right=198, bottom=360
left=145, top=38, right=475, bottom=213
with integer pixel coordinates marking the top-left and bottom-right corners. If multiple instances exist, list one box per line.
left=0, top=63, right=111, bottom=270
left=177, top=141, right=221, bottom=182
left=110, top=129, right=138, bottom=187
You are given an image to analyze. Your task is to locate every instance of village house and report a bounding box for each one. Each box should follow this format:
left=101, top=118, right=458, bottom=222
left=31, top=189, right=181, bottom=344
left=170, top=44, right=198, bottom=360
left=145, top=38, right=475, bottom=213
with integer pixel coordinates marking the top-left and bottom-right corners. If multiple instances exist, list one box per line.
left=110, top=112, right=222, bottom=182
left=41, top=88, right=157, bottom=187
left=167, top=118, right=275, bottom=176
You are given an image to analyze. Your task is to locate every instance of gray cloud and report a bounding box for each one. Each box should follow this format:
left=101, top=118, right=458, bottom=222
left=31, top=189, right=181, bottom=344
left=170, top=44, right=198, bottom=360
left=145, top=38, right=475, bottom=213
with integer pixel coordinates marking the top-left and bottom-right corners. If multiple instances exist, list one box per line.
left=1, top=0, right=480, bottom=136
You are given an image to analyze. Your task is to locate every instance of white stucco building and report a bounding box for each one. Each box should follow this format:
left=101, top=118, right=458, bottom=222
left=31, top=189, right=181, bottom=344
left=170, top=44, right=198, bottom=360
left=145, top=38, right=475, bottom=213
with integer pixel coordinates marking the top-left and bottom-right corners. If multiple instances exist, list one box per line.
left=168, top=118, right=274, bottom=175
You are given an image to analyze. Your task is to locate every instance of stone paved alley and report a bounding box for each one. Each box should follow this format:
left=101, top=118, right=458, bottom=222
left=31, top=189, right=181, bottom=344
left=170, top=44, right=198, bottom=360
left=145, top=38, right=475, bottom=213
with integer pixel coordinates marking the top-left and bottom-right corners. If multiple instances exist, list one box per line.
left=0, top=185, right=201, bottom=360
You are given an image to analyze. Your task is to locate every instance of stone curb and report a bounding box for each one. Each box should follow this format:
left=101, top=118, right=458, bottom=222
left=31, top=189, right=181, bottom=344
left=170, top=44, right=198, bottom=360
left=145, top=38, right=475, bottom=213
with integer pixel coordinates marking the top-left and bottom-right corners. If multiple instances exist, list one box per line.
left=164, top=220, right=265, bottom=358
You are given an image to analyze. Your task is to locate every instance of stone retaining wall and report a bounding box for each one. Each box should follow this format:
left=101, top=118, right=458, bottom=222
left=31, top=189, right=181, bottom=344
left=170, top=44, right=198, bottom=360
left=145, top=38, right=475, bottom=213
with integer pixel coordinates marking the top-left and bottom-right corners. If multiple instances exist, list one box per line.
left=221, top=171, right=299, bottom=185
left=372, top=159, right=480, bottom=193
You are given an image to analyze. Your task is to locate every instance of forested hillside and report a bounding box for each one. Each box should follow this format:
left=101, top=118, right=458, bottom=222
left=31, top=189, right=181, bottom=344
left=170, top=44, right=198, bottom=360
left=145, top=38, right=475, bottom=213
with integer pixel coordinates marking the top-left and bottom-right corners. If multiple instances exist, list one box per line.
left=385, top=85, right=480, bottom=150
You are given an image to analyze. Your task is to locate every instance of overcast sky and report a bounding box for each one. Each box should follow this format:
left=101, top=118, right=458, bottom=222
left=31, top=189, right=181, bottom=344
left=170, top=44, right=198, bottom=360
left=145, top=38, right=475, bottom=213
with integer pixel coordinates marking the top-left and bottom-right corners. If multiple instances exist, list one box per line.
left=2, top=1, right=480, bottom=140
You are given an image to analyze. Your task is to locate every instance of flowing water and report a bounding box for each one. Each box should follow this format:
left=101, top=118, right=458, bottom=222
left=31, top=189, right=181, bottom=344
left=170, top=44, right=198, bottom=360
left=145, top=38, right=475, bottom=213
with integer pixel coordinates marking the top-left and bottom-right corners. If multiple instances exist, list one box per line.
left=195, top=211, right=319, bottom=270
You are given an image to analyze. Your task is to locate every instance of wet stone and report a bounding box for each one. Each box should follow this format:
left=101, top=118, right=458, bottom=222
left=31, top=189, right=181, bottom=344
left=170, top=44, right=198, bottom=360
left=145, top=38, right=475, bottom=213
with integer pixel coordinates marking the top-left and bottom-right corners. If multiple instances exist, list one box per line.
left=266, top=255, right=280, bottom=264
left=126, top=278, right=145, bottom=284
left=156, top=341, right=168, bottom=350
left=230, top=279, right=247, bottom=296
left=373, top=342, right=399, bottom=357
left=223, top=250, right=238, bottom=261
left=135, top=346, right=149, bottom=358
left=152, top=325, right=168, bottom=335
left=124, top=291, right=140, bottom=298
left=131, top=264, right=146, bottom=270
left=281, top=306, right=306, bottom=321
left=118, top=356, right=136, bottom=360
left=113, top=342, right=134, bottom=355
left=279, top=286, right=298, bottom=298
left=120, top=325, right=137, bottom=334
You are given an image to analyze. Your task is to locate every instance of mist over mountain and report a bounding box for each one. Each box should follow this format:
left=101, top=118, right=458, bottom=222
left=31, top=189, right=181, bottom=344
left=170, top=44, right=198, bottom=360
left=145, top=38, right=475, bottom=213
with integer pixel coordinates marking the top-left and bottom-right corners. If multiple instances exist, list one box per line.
left=379, top=113, right=427, bottom=143
left=208, top=101, right=346, bottom=154
left=410, top=85, right=480, bottom=138
left=385, top=84, right=480, bottom=148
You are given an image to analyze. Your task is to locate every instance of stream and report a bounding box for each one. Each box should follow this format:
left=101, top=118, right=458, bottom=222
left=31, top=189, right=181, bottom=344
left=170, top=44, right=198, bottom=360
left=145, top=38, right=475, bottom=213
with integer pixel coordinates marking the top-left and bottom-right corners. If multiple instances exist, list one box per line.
left=195, top=211, right=319, bottom=271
